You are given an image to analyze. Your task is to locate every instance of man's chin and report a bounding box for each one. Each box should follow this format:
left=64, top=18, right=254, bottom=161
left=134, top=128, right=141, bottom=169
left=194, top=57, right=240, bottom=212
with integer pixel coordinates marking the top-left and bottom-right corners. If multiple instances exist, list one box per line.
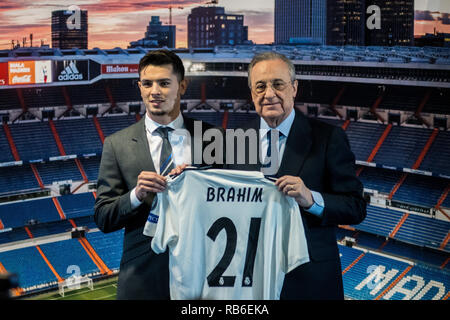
left=262, top=111, right=283, bottom=121
left=149, top=110, right=167, bottom=116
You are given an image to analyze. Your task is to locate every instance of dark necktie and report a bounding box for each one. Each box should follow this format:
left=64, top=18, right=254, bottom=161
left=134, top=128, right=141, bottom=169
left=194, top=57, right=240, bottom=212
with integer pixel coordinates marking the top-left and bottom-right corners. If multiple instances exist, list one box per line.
left=155, top=126, right=175, bottom=176
left=261, top=129, right=284, bottom=176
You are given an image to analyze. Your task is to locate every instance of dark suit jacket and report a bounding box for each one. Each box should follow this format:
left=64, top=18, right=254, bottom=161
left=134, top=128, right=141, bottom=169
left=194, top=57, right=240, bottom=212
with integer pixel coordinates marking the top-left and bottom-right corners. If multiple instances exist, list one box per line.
left=227, top=109, right=366, bottom=299
left=94, top=114, right=216, bottom=300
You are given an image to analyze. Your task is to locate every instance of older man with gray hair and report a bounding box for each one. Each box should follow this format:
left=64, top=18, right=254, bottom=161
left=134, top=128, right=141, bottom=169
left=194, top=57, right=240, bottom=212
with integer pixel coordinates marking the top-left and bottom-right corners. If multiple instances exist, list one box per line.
left=228, top=51, right=366, bottom=299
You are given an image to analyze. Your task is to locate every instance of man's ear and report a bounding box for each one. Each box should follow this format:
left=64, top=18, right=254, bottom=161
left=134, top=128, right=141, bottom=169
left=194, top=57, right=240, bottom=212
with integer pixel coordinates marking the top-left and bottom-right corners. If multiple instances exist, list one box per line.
left=179, top=78, right=188, bottom=95
left=292, top=80, right=298, bottom=98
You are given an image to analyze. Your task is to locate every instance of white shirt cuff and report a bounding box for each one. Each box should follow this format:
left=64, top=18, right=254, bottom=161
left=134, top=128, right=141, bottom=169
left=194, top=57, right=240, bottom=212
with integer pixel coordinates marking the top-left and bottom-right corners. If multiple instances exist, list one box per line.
left=130, top=187, right=143, bottom=209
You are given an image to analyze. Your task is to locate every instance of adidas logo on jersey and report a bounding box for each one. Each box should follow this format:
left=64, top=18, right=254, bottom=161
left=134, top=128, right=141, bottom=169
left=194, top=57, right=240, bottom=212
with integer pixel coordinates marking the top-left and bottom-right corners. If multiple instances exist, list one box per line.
left=58, top=62, right=83, bottom=81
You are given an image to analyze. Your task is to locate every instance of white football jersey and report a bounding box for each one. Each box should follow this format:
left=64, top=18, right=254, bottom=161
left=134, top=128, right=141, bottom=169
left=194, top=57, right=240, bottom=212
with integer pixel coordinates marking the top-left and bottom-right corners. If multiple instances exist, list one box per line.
left=143, top=169, right=310, bottom=300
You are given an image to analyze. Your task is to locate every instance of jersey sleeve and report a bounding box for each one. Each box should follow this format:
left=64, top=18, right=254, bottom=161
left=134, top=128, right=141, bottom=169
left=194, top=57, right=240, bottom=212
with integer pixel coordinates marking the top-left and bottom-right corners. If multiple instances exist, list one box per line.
left=142, top=187, right=180, bottom=254
left=142, top=194, right=161, bottom=238
left=283, top=198, right=310, bottom=273
left=149, top=189, right=180, bottom=255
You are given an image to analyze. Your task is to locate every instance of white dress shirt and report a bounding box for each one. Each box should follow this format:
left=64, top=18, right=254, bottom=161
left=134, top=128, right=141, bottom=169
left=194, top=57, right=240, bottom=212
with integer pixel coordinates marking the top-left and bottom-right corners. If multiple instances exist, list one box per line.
left=259, top=108, right=295, bottom=165
left=130, top=112, right=191, bottom=208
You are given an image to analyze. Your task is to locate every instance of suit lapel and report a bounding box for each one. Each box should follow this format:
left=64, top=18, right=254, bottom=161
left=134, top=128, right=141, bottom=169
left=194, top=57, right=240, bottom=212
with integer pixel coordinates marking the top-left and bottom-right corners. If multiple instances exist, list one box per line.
left=276, top=109, right=312, bottom=177
left=131, top=117, right=156, bottom=173
left=130, top=117, right=156, bottom=207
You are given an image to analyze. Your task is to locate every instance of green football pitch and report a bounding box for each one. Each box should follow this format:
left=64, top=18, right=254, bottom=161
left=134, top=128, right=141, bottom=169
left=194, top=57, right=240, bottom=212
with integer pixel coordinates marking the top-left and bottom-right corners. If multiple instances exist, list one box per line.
left=24, top=276, right=118, bottom=300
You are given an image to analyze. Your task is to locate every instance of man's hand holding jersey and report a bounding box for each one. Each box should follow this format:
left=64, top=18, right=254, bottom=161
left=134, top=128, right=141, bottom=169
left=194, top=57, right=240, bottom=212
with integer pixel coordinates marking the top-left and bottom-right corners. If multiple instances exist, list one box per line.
left=275, top=175, right=314, bottom=209
left=135, top=164, right=189, bottom=201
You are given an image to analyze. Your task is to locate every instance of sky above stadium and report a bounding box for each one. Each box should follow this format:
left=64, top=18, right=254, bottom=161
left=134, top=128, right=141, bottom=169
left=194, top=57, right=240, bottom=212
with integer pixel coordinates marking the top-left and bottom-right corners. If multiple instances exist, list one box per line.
left=0, top=0, right=449, bottom=50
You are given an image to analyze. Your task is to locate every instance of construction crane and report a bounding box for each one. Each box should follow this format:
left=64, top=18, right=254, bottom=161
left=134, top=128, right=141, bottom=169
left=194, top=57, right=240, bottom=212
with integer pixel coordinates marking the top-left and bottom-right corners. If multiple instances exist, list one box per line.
left=168, top=0, right=218, bottom=25
left=168, top=5, right=184, bottom=25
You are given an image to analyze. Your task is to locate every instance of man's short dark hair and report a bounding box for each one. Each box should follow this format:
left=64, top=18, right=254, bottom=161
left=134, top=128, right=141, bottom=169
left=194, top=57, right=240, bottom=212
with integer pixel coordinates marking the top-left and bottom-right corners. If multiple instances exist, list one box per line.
left=138, top=49, right=185, bottom=82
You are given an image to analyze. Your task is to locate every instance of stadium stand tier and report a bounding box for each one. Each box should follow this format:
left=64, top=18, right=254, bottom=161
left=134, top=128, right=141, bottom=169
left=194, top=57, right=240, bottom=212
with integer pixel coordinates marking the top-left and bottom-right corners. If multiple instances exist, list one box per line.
left=339, top=245, right=449, bottom=300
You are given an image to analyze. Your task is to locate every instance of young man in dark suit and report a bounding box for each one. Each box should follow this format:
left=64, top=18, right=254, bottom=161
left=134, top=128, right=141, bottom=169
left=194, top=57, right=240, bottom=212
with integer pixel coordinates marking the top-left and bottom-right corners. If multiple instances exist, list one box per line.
left=94, top=50, right=213, bottom=299
left=229, top=51, right=367, bottom=299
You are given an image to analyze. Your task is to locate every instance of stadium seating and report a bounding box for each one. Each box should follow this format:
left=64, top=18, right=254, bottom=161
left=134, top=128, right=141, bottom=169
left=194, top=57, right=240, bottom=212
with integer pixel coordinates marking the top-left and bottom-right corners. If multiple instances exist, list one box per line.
left=392, top=174, right=448, bottom=208
left=373, top=126, right=433, bottom=169
left=26, top=220, right=73, bottom=238
left=348, top=203, right=449, bottom=252
left=419, top=130, right=450, bottom=176
left=0, top=127, right=15, bottom=163
left=338, top=83, right=380, bottom=109
left=422, top=88, right=450, bottom=115
left=78, top=156, right=101, bottom=182
left=58, top=193, right=96, bottom=219
left=85, top=229, right=124, bottom=271
left=345, top=121, right=387, bottom=161
left=0, top=193, right=96, bottom=230
left=0, top=89, right=22, bottom=111
left=0, top=246, right=58, bottom=289
left=340, top=246, right=412, bottom=300
left=67, top=83, right=112, bottom=106
left=345, top=250, right=450, bottom=300
left=351, top=231, right=386, bottom=250
left=297, top=81, right=341, bottom=105
left=342, top=230, right=449, bottom=270
left=53, top=118, right=103, bottom=156
left=0, top=197, right=61, bottom=229
left=443, top=195, right=450, bottom=209
left=104, top=79, right=141, bottom=103
left=339, top=244, right=365, bottom=272
left=8, top=121, right=60, bottom=161
left=0, top=164, right=39, bottom=195
left=184, top=77, right=251, bottom=100
left=72, top=215, right=99, bottom=230
left=34, top=160, right=83, bottom=186
left=335, top=226, right=352, bottom=241
left=184, top=111, right=224, bottom=127
left=226, top=111, right=259, bottom=129
left=0, top=228, right=29, bottom=244
left=315, top=117, right=345, bottom=128
left=357, top=166, right=402, bottom=194
left=39, top=239, right=100, bottom=278
left=96, top=114, right=137, bottom=137
left=378, top=86, right=425, bottom=113
left=407, top=264, right=450, bottom=300
left=182, top=78, right=202, bottom=100
left=394, top=214, right=450, bottom=251
left=21, top=87, right=66, bottom=109
left=350, top=205, right=403, bottom=237
left=381, top=240, right=449, bottom=270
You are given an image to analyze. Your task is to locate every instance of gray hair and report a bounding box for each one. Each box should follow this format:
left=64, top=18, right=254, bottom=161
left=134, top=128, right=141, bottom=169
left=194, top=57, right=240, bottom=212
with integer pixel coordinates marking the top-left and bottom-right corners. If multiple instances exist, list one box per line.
left=247, top=51, right=296, bottom=88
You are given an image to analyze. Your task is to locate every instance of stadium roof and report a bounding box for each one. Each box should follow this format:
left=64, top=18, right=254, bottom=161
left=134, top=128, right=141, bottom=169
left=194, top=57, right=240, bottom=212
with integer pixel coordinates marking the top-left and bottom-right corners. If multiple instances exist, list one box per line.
left=1, top=45, right=449, bottom=89
left=1, top=44, right=450, bottom=66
